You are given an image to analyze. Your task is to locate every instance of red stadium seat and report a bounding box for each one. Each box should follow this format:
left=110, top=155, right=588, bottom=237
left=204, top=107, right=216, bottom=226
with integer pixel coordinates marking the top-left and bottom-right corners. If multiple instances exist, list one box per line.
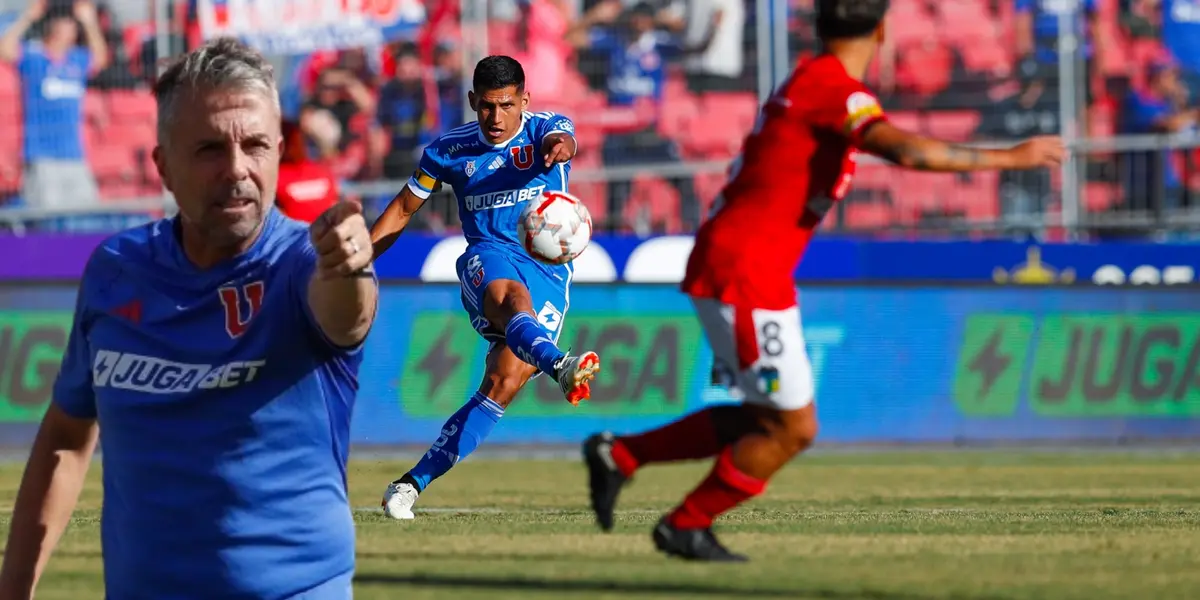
left=693, top=172, right=727, bottom=214
left=886, top=110, right=921, bottom=133
left=0, top=63, right=21, bottom=176
left=89, top=145, right=136, bottom=178
left=1084, top=182, right=1120, bottom=213
left=887, top=1, right=938, bottom=49
left=937, top=0, right=996, bottom=46
left=843, top=202, right=894, bottom=230
left=106, top=90, right=157, bottom=124
left=567, top=148, right=606, bottom=224
left=892, top=171, right=958, bottom=223
left=894, top=40, right=952, bottom=98
left=0, top=152, right=21, bottom=196
left=700, top=92, right=758, bottom=136
left=925, top=111, right=981, bottom=141
left=630, top=176, right=683, bottom=233
left=659, top=76, right=700, bottom=144
left=84, top=91, right=108, bottom=128
left=681, top=93, right=757, bottom=157
left=954, top=171, right=1001, bottom=221
left=950, top=17, right=1013, bottom=77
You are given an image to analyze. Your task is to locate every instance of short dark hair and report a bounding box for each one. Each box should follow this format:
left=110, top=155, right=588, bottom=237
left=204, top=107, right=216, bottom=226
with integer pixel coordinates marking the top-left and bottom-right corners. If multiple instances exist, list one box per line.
left=816, top=0, right=889, bottom=40
left=393, top=41, right=419, bottom=60
left=473, top=55, right=525, bottom=93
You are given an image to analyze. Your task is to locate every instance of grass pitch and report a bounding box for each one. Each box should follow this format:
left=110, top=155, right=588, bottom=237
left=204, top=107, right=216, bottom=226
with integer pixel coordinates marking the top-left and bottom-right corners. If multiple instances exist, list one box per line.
left=3, top=450, right=1199, bottom=599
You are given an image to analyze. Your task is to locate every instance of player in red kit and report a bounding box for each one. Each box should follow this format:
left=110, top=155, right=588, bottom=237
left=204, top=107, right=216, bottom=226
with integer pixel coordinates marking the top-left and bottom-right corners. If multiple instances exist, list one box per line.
left=582, top=0, right=1066, bottom=562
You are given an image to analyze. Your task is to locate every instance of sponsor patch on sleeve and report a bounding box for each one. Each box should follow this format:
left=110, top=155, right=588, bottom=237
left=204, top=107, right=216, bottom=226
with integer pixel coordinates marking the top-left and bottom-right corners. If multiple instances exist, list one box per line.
left=843, top=91, right=885, bottom=135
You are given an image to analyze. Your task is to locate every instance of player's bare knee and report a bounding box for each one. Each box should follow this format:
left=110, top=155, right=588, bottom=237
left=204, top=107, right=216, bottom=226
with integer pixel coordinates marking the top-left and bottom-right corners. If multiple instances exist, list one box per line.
left=483, top=279, right=533, bottom=328
left=750, top=404, right=817, bottom=456
left=778, top=405, right=818, bottom=455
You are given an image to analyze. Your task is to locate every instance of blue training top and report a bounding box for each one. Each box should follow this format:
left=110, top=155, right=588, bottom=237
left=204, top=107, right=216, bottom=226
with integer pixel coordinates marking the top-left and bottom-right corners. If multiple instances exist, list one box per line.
left=53, top=207, right=365, bottom=598
left=406, top=110, right=575, bottom=258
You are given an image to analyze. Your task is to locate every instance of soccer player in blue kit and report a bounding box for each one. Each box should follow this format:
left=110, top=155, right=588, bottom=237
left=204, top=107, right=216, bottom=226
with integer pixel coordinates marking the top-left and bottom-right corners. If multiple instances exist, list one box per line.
left=370, top=55, right=600, bottom=519
left=0, top=38, right=377, bottom=598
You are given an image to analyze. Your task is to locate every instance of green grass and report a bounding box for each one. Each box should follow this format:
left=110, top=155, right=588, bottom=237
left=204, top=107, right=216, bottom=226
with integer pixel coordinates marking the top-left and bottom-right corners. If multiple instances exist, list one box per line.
left=4, top=451, right=1200, bottom=599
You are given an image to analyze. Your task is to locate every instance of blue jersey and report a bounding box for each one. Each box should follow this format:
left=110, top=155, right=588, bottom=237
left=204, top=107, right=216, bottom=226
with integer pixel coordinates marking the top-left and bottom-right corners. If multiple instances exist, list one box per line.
left=406, top=111, right=575, bottom=254
left=589, top=29, right=676, bottom=106
left=19, top=41, right=90, bottom=162
left=53, top=208, right=362, bottom=598
left=1014, top=0, right=1095, bottom=63
left=1121, top=89, right=1183, bottom=189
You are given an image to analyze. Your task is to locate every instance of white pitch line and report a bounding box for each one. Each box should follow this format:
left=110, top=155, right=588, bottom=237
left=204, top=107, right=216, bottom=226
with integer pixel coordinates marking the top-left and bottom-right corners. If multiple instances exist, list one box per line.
left=354, top=506, right=664, bottom=515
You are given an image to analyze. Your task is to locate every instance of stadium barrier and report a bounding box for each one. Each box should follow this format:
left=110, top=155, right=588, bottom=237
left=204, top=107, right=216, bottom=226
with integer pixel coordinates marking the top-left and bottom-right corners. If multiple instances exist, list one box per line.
left=4, top=239, right=1200, bottom=447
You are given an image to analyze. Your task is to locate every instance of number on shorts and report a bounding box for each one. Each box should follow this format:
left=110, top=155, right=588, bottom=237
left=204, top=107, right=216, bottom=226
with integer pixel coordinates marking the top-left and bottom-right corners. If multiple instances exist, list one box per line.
left=760, top=321, right=784, bottom=357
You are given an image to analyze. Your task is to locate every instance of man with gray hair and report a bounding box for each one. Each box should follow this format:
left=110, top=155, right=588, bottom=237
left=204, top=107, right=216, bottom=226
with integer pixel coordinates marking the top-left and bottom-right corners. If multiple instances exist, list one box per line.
left=0, top=37, right=376, bottom=599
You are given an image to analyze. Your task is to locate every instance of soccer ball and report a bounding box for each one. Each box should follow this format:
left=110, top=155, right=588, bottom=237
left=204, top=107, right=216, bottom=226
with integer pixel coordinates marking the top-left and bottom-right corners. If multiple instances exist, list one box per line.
left=517, top=190, right=593, bottom=265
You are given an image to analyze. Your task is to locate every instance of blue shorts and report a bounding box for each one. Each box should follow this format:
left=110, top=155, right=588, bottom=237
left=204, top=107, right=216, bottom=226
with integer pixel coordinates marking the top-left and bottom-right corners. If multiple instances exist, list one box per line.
left=456, top=244, right=572, bottom=346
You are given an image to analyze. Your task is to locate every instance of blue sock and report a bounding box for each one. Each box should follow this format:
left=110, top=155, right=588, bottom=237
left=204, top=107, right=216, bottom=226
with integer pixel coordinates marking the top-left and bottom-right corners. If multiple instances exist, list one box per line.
left=505, top=312, right=566, bottom=377
left=407, top=392, right=505, bottom=492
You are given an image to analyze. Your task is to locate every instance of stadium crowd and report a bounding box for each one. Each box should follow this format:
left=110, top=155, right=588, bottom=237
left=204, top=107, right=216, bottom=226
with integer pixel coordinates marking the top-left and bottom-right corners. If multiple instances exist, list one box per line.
left=0, top=0, right=1198, bottom=236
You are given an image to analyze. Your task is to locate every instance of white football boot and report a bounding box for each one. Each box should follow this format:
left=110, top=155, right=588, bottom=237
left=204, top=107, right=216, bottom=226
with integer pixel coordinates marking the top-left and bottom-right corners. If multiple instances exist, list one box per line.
left=381, top=481, right=419, bottom=520
left=555, top=351, right=602, bottom=405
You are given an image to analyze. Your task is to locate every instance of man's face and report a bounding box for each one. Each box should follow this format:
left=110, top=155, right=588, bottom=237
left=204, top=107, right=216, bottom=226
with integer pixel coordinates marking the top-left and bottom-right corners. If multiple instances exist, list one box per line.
left=629, top=13, right=654, bottom=34
left=153, top=86, right=282, bottom=249
left=435, top=47, right=460, bottom=74
left=46, top=17, right=77, bottom=50
left=395, top=55, right=422, bottom=83
left=469, top=85, right=528, bottom=144
left=1154, top=68, right=1181, bottom=98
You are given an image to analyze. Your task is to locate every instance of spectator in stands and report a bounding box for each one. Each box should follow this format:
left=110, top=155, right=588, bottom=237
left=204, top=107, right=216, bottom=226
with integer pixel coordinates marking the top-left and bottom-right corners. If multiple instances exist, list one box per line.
left=1162, top=0, right=1200, bottom=102
left=1120, top=57, right=1198, bottom=212
left=374, top=42, right=428, bottom=182
left=434, top=40, right=465, bottom=132
left=276, top=120, right=340, bottom=224
left=567, top=0, right=700, bottom=233
left=0, top=0, right=108, bottom=210
left=87, top=3, right=137, bottom=91
left=1122, top=0, right=1162, bottom=40
left=300, top=66, right=375, bottom=162
left=976, top=78, right=1060, bottom=234
left=677, top=0, right=747, bottom=93
left=1015, top=0, right=1103, bottom=124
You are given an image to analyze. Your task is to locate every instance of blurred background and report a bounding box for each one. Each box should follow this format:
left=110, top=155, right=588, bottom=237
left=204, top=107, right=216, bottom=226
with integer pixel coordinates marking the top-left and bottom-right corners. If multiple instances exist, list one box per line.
left=2, top=0, right=1200, bottom=447
left=1, top=0, right=1198, bottom=238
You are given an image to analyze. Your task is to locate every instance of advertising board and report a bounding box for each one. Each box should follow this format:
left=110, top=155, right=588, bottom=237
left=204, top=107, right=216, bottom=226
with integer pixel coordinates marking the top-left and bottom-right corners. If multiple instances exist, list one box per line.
left=0, top=283, right=1197, bottom=446
left=9, top=232, right=1200, bottom=286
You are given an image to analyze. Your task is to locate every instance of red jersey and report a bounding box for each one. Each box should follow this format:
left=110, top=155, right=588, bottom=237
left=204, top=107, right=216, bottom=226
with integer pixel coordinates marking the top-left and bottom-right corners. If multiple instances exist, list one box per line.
left=276, top=162, right=340, bottom=224
left=681, top=55, right=887, bottom=309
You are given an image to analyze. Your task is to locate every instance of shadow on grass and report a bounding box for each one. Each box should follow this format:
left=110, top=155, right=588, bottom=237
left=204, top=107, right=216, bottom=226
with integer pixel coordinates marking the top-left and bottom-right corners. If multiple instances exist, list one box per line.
left=354, top=572, right=1011, bottom=600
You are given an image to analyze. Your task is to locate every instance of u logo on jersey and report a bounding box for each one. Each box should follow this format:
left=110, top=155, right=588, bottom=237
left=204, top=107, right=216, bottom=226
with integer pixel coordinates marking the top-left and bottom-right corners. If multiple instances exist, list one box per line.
left=510, top=144, right=535, bottom=170
left=218, top=281, right=265, bottom=339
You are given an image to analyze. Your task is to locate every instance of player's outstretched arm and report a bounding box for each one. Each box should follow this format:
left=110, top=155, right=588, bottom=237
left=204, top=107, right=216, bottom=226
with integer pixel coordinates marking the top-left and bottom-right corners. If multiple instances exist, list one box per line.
left=859, top=121, right=1066, bottom=172
left=308, top=200, right=379, bottom=349
left=370, top=186, right=427, bottom=258
left=0, top=404, right=98, bottom=599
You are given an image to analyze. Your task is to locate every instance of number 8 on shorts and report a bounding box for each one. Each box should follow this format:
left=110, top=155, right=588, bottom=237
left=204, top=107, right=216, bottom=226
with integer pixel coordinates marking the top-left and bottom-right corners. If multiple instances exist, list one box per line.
left=692, top=298, right=815, bottom=410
